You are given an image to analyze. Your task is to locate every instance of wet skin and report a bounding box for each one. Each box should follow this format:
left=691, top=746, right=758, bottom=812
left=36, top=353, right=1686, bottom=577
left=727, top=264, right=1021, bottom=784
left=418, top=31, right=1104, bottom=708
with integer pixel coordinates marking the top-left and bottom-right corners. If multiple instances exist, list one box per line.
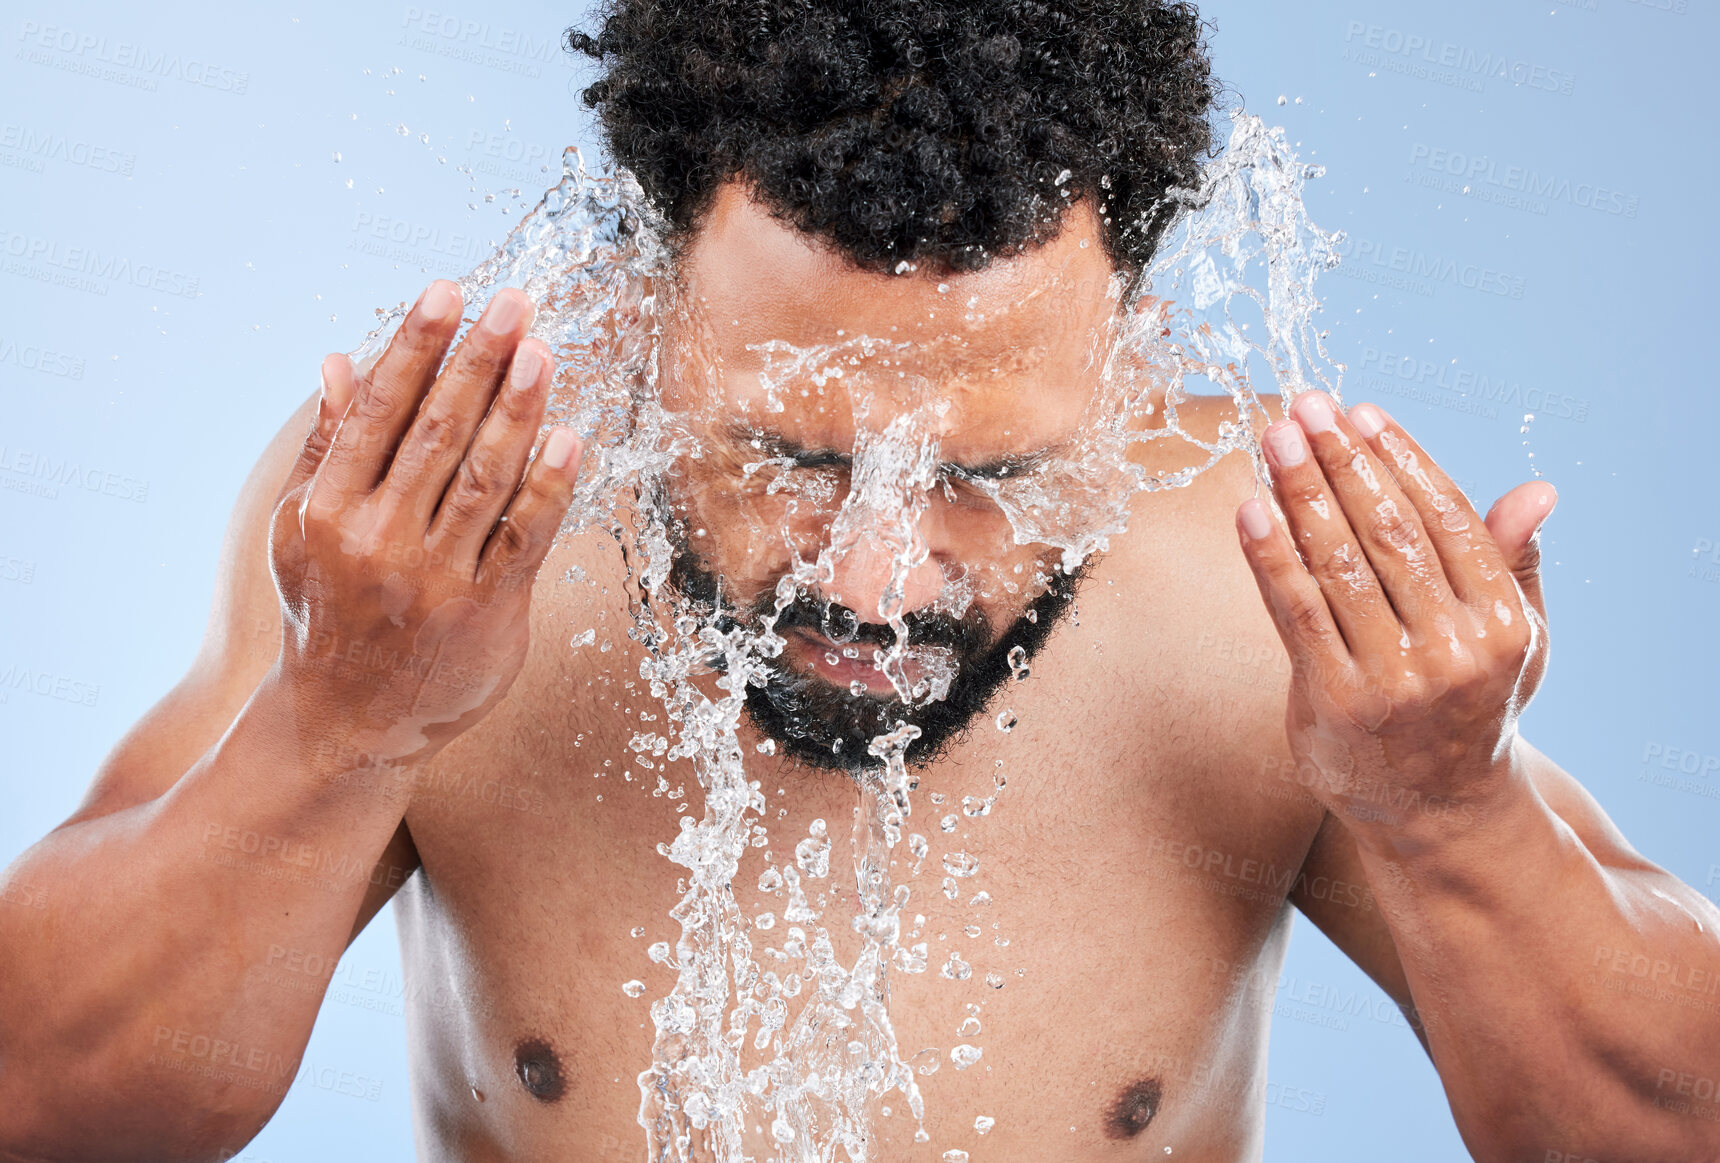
left=3, top=187, right=1719, bottom=1163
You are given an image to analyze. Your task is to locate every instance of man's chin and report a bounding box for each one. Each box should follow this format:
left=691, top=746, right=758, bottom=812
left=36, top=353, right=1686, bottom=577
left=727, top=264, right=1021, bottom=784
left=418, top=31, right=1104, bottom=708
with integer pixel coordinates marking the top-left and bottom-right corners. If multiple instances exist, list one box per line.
left=741, top=661, right=1000, bottom=776
left=741, top=678, right=909, bottom=775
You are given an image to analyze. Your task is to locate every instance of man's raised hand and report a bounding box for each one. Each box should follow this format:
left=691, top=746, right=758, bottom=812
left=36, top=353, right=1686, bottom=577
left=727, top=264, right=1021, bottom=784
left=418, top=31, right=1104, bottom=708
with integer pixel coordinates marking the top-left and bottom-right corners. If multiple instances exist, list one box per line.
left=270, top=280, right=582, bottom=762
left=1235, top=391, right=1557, bottom=842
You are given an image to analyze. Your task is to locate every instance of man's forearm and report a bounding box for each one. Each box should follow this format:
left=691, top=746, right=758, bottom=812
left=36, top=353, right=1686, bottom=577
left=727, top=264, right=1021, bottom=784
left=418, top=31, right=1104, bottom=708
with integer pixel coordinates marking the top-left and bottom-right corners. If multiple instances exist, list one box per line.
left=1345, top=742, right=1720, bottom=1163
left=0, top=672, right=413, bottom=1161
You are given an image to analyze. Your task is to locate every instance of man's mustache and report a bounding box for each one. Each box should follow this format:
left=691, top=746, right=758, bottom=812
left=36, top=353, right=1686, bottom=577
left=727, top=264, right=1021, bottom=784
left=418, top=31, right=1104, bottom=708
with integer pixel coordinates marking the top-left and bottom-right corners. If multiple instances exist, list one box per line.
left=757, top=591, right=989, bottom=659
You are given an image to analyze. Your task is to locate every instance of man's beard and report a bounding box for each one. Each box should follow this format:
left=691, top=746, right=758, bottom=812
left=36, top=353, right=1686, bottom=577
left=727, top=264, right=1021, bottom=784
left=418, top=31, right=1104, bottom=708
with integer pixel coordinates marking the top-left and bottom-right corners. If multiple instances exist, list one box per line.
left=664, top=535, right=1091, bottom=775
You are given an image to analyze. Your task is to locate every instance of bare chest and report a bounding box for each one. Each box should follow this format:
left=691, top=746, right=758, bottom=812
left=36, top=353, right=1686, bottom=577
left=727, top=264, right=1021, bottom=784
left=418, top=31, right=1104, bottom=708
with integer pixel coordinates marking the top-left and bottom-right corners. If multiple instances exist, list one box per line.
left=390, top=586, right=1319, bottom=1162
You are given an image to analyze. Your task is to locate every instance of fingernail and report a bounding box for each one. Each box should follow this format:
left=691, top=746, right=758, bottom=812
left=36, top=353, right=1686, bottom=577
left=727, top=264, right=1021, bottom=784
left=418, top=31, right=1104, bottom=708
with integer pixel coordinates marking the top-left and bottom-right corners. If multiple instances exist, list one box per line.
left=1239, top=498, right=1273, bottom=541
left=1351, top=403, right=1386, bottom=438
left=509, top=344, right=542, bottom=390
left=1293, top=391, right=1335, bottom=434
left=419, top=281, right=462, bottom=324
left=1535, top=484, right=1558, bottom=527
left=543, top=427, right=579, bottom=473
left=319, top=353, right=353, bottom=414
left=1266, top=421, right=1306, bottom=467
left=481, top=290, right=533, bottom=335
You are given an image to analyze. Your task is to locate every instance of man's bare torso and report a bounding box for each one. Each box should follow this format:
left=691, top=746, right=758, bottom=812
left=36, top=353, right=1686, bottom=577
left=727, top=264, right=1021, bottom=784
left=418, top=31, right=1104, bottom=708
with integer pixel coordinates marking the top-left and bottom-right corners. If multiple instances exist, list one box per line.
left=375, top=400, right=1334, bottom=1162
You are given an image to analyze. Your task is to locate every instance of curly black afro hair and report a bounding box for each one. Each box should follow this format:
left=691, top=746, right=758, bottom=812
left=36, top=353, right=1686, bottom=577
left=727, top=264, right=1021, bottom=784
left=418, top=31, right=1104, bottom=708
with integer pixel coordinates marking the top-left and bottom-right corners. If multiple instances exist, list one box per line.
left=566, top=0, right=1218, bottom=278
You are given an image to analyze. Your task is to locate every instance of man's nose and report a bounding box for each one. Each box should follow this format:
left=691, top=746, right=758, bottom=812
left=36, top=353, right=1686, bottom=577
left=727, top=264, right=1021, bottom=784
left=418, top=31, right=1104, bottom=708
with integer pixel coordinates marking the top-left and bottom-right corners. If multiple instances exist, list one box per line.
left=820, top=534, right=947, bottom=623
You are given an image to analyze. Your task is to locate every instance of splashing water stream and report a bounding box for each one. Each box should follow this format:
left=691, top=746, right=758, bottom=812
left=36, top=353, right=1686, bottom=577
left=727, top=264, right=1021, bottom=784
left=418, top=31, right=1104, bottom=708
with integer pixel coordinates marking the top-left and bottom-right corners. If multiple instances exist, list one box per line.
left=351, top=108, right=1344, bottom=1162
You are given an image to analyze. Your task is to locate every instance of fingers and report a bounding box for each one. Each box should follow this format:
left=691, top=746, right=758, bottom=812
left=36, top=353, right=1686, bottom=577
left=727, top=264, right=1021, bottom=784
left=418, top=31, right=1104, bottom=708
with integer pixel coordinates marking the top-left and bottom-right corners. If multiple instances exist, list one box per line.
left=1261, top=415, right=1404, bottom=655
left=1347, top=403, right=1508, bottom=607
left=1286, top=392, right=1459, bottom=633
left=318, top=280, right=464, bottom=498
left=426, top=335, right=552, bottom=558
left=282, top=354, right=356, bottom=501
left=1484, top=480, right=1558, bottom=620
left=380, top=289, right=538, bottom=522
left=478, top=428, right=584, bottom=588
left=1235, top=497, right=1351, bottom=673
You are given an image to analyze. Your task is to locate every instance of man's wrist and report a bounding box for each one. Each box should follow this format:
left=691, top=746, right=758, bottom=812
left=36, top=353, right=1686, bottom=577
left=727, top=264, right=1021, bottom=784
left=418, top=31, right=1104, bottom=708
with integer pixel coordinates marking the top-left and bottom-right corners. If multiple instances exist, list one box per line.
left=1332, top=746, right=1544, bottom=875
left=244, top=666, right=436, bottom=789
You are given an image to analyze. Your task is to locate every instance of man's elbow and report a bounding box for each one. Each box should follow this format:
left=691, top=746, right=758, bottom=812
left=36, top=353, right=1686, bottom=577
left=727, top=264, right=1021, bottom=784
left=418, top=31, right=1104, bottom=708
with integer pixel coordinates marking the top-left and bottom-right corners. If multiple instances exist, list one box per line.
left=0, top=1064, right=276, bottom=1163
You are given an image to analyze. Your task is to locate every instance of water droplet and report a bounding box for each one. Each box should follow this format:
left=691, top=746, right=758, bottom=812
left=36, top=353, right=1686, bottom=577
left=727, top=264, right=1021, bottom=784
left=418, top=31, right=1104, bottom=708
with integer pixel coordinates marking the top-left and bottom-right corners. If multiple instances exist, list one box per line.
left=942, top=850, right=979, bottom=877
left=795, top=819, right=831, bottom=878
left=630, top=926, right=645, bottom=938
left=951, top=1044, right=983, bottom=1069
left=755, top=911, right=776, bottom=930
left=943, top=1151, right=970, bottom=1163
left=975, top=1115, right=995, bottom=1135
left=908, top=833, right=929, bottom=874
left=940, top=813, right=959, bottom=833
left=985, top=972, right=1005, bottom=989
left=1007, top=645, right=1030, bottom=681
left=941, top=952, right=973, bottom=980
left=648, top=941, right=672, bottom=964
left=995, top=709, right=1016, bottom=732
left=758, top=867, right=783, bottom=893
left=755, top=738, right=776, bottom=755
left=622, top=979, right=646, bottom=998
left=772, top=1118, right=796, bottom=1144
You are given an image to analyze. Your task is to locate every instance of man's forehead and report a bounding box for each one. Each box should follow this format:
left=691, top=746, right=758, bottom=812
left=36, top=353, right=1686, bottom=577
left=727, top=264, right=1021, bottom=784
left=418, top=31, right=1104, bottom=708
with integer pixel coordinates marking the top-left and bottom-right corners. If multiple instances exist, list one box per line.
left=675, top=184, right=1122, bottom=360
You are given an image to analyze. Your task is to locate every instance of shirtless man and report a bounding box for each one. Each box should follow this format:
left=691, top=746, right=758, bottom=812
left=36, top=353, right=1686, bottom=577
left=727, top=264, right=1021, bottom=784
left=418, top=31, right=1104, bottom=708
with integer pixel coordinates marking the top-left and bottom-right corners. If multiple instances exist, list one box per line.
left=2, top=2, right=1718, bottom=1161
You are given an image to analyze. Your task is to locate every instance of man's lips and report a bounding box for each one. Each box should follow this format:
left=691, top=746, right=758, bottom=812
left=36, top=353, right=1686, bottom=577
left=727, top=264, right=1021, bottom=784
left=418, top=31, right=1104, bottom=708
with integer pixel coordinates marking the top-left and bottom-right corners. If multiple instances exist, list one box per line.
left=781, top=628, right=916, bottom=696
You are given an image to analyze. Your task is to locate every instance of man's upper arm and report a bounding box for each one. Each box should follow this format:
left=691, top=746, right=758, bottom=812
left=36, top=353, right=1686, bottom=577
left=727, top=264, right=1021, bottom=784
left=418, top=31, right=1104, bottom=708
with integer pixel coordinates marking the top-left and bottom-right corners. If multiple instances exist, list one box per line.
left=53, top=390, right=419, bottom=930
left=64, top=393, right=317, bottom=823
left=1291, top=741, right=1647, bottom=1051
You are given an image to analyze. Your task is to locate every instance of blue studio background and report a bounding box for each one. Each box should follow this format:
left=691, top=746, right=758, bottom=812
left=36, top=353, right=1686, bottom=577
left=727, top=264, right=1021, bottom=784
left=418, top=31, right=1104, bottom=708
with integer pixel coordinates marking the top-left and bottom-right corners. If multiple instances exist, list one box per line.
left=1, top=1, right=1715, bottom=1159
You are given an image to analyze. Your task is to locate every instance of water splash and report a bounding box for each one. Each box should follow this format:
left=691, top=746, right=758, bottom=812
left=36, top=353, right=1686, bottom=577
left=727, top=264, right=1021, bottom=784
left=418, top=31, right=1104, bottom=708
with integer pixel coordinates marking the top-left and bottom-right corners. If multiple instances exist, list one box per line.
left=350, top=106, right=1343, bottom=1163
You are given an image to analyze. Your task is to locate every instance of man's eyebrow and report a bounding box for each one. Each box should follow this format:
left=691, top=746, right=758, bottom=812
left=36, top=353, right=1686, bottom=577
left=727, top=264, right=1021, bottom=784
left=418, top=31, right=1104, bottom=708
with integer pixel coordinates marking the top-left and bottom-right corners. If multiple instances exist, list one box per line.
left=722, top=423, right=842, bottom=466
left=721, top=422, right=1061, bottom=480
left=943, top=448, right=1058, bottom=481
